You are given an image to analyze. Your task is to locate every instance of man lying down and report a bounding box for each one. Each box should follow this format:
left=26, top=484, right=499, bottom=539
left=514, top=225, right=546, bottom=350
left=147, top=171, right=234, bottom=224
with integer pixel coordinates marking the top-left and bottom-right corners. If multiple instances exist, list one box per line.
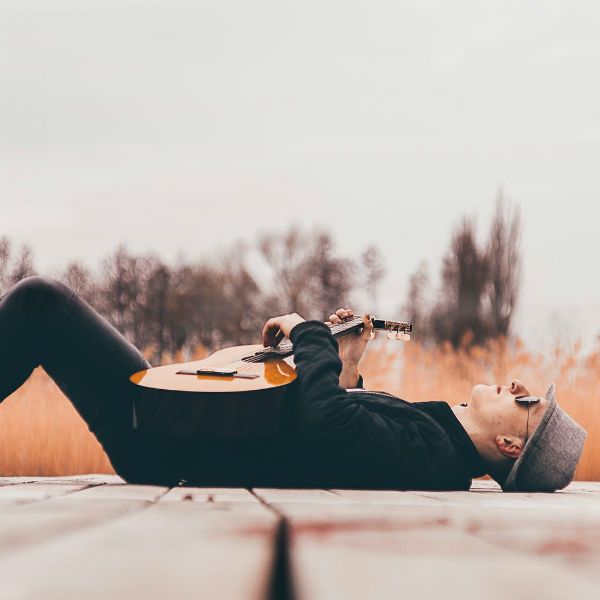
left=0, top=277, right=587, bottom=491
left=259, top=308, right=587, bottom=492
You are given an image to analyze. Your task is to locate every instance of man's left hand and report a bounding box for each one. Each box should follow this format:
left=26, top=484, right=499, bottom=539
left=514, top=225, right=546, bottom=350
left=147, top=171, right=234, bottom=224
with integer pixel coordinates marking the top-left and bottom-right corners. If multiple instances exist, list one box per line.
left=326, top=308, right=373, bottom=388
left=326, top=308, right=373, bottom=365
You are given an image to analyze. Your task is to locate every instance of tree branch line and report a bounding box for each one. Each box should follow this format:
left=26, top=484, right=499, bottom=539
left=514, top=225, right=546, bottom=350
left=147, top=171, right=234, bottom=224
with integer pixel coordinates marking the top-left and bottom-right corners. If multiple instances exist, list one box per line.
left=1, top=196, right=521, bottom=362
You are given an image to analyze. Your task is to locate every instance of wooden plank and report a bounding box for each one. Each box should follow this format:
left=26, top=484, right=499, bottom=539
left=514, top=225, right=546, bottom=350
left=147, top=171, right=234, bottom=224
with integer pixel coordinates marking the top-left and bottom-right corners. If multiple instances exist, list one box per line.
left=0, top=475, right=123, bottom=486
left=0, top=482, right=93, bottom=506
left=0, top=486, right=279, bottom=599
left=417, top=488, right=600, bottom=510
left=441, top=489, right=600, bottom=584
left=253, top=488, right=349, bottom=504
left=0, top=484, right=165, bottom=554
left=470, top=479, right=600, bottom=494
left=57, top=483, right=155, bottom=501
left=474, top=524, right=600, bottom=583
left=286, top=521, right=600, bottom=599
left=253, top=489, right=454, bottom=541
left=331, top=489, right=445, bottom=506
left=257, top=488, right=600, bottom=599
left=561, top=481, right=600, bottom=493
left=162, top=486, right=256, bottom=503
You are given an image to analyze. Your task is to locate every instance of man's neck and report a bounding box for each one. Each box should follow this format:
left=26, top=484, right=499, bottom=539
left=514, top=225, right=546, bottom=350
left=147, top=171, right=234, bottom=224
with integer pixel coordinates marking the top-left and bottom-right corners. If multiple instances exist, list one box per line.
left=451, top=405, right=495, bottom=464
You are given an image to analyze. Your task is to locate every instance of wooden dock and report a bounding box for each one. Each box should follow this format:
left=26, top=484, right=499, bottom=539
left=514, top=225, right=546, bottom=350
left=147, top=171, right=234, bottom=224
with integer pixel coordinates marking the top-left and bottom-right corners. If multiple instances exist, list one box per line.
left=0, top=477, right=599, bottom=599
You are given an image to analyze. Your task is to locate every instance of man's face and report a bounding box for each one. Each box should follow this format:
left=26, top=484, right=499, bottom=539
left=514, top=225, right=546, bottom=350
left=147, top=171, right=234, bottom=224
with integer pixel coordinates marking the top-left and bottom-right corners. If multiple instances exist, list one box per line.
left=457, top=379, right=547, bottom=441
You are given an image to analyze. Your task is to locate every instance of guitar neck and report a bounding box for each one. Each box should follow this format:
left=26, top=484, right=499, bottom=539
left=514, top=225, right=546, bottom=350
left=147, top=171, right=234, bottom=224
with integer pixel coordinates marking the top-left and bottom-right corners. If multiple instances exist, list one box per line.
left=253, top=316, right=412, bottom=359
left=328, top=316, right=412, bottom=338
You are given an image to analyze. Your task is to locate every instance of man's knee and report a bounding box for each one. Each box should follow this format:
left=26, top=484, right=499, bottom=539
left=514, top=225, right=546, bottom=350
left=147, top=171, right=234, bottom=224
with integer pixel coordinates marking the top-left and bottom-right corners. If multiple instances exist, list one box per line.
left=8, top=276, right=74, bottom=312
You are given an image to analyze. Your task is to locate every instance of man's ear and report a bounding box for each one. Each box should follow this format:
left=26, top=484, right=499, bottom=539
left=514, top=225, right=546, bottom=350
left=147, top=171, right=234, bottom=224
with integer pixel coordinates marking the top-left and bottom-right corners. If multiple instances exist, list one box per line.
left=495, top=435, right=524, bottom=459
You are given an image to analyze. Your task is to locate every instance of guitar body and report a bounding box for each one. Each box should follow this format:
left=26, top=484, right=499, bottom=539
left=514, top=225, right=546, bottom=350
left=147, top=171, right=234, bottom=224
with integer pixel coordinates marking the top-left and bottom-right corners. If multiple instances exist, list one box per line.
left=129, top=345, right=298, bottom=439
left=130, top=344, right=297, bottom=393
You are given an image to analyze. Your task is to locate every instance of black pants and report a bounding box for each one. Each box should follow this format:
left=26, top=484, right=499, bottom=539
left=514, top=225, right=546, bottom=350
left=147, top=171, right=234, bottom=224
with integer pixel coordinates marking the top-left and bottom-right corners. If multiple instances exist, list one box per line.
left=0, top=276, right=208, bottom=485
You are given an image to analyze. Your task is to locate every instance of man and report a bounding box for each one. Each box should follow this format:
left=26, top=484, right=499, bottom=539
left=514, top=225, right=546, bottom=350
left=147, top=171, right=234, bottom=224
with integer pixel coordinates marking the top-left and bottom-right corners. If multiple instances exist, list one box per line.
left=0, top=276, right=587, bottom=491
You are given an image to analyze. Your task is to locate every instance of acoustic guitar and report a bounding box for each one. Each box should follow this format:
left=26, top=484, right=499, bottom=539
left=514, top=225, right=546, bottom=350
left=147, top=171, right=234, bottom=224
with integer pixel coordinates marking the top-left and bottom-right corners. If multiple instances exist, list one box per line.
left=129, top=316, right=412, bottom=438
left=130, top=316, right=412, bottom=393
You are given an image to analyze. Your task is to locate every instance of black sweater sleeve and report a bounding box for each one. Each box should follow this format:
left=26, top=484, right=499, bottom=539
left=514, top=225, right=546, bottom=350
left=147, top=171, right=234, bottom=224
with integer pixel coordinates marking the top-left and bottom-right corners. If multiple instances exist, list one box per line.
left=289, top=321, right=393, bottom=448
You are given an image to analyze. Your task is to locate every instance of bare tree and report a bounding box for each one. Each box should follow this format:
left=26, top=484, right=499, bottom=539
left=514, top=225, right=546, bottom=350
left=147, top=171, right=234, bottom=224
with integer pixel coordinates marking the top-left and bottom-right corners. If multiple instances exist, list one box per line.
left=402, top=261, right=430, bottom=338
left=422, top=194, right=523, bottom=348
left=486, top=193, right=522, bottom=337
left=258, top=228, right=317, bottom=316
left=163, top=263, right=196, bottom=356
left=0, top=237, right=11, bottom=294
left=216, top=244, right=265, bottom=345
left=431, top=218, right=489, bottom=347
left=259, top=228, right=355, bottom=319
left=361, top=245, right=386, bottom=313
left=308, top=232, right=355, bottom=319
left=0, top=239, right=36, bottom=295
left=99, top=246, right=146, bottom=347
left=143, top=258, right=171, bottom=362
left=61, top=261, right=98, bottom=304
left=7, top=245, right=36, bottom=285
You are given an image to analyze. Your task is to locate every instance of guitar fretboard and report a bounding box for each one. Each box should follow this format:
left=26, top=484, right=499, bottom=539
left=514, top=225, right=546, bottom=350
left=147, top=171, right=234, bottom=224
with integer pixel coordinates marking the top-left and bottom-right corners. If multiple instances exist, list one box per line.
left=273, top=316, right=365, bottom=353
left=242, top=316, right=368, bottom=363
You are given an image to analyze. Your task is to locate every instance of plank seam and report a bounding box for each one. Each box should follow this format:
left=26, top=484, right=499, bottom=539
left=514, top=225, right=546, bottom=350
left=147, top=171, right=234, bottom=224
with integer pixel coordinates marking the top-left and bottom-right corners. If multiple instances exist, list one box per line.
left=249, top=489, right=296, bottom=600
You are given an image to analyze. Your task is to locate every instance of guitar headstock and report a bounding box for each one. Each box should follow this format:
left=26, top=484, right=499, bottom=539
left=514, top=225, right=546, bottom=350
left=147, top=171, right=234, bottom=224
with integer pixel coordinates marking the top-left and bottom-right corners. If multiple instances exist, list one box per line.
left=371, top=317, right=412, bottom=341
left=327, top=315, right=413, bottom=341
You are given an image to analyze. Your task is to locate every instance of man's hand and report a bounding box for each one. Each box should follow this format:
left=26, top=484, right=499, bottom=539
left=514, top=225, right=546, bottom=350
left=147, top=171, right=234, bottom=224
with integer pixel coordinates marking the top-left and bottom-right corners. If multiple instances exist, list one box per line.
left=262, top=313, right=305, bottom=347
left=326, top=308, right=373, bottom=388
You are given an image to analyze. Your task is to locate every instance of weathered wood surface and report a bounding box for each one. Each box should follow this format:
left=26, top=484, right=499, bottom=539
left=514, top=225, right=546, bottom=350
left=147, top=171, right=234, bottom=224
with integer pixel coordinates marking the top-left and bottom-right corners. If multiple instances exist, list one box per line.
left=256, top=482, right=600, bottom=600
left=0, top=477, right=599, bottom=599
left=0, top=478, right=278, bottom=599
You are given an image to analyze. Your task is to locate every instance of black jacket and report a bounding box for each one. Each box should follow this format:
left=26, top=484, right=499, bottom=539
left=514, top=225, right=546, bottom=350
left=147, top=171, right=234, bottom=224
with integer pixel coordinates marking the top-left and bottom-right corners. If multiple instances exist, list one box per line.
left=273, top=321, right=486, bottom=490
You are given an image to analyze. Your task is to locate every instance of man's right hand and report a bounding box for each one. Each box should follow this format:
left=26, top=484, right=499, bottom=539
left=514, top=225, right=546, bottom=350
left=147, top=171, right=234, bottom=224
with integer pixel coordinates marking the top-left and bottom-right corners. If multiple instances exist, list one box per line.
left=262, top=313, right=305, bottom=347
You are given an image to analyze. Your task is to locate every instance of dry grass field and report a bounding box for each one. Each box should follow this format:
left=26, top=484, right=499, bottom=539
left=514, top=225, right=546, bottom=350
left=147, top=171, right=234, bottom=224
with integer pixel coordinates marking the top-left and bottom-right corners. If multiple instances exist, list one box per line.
left=361, top=338, right=600, bottom=481
left=0, top=338, right=598, bottom=480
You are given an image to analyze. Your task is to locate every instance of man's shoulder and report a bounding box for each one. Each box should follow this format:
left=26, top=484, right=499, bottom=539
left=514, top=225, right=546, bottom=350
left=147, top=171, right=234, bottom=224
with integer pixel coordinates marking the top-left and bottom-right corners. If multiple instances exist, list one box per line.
left=346, top=389, right=435, bottom=415
left=346, top=392, right=456, bottom=438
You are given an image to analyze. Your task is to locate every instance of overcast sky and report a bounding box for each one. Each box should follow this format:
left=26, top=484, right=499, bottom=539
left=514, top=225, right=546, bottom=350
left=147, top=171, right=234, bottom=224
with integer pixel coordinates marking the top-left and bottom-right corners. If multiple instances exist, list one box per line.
left=1, top=0, right=599, bottom=348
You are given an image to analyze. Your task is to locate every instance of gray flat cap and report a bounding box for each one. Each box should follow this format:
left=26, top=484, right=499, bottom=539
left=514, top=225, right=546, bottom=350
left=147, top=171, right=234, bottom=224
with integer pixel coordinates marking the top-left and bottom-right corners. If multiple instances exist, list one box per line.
left=502, top=384, right=587, bottom=492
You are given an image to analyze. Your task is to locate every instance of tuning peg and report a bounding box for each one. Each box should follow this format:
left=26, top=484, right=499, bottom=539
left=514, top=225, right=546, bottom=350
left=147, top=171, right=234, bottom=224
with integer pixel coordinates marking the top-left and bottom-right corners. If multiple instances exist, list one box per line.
left=370, top=331, right=376, bottom=340
left=396, top=333, right=411, bottom=341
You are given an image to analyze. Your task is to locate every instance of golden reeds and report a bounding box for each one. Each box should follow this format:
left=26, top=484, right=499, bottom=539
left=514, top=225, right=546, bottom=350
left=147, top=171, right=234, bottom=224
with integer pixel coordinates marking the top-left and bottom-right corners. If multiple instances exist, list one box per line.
left=0, top=338, right=598, bottom=480
left=361, top=338, right=600, bottom=481
left=0, top=368, right=113, bottom=476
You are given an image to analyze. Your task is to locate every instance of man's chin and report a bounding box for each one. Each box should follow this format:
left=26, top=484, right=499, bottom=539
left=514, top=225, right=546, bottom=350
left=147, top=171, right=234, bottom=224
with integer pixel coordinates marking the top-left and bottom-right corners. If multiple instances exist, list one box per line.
left=471, top=383, right=488, bottom=404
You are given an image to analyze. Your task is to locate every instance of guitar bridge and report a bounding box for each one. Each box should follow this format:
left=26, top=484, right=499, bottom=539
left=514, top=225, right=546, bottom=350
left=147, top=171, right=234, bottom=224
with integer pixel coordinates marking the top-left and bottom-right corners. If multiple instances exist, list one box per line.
left=194, top=367, right=237, bottom=376
left=176, top=368, right=259, bottom=380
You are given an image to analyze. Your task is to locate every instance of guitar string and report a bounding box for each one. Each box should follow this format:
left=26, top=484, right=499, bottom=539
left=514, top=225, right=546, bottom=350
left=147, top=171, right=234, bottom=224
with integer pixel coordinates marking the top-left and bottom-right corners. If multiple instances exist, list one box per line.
left=241, top=318, right=365, bottom=363
left=182, top=318, right=366, bottom=372
left=239, top=317, right=406, bottom=362
left=196, top=317, right=409, bottom=369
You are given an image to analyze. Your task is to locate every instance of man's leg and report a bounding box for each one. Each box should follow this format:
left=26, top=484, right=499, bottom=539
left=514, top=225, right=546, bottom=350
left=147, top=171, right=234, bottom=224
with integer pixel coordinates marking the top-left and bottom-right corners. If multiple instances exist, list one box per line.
left=0, top=275, right=184, bottom=484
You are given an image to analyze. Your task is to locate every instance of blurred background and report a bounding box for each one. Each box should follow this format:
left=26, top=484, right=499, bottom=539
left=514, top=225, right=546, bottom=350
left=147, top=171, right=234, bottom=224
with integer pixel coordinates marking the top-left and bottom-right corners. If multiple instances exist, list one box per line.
left=1, top=0, right=599, bottom=477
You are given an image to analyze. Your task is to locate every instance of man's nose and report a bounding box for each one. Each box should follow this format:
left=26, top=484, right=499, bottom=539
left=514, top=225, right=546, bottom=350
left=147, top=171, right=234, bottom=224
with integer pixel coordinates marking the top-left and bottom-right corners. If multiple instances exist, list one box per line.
left=510, top=379, right=531, bottom=397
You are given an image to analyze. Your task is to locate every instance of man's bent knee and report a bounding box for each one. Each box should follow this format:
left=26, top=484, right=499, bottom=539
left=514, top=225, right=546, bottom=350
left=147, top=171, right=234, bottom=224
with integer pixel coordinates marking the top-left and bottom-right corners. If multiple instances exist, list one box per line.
left=6, top=276, right=74, bottom=315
